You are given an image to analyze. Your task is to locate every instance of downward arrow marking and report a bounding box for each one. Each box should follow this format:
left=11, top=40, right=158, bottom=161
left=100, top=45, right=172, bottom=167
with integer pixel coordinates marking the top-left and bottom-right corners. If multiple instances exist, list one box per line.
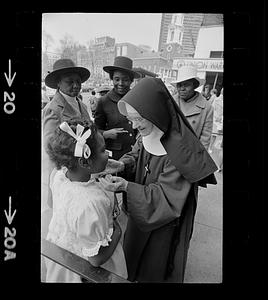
left=4, top=59, right=16, bottom=87
left=4, top=196, right=16, bottom=225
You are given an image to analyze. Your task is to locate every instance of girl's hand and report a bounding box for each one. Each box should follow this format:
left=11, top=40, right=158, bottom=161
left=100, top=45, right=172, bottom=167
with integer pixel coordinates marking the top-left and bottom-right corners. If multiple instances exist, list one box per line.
left=98, top=175, right=128, bottom=192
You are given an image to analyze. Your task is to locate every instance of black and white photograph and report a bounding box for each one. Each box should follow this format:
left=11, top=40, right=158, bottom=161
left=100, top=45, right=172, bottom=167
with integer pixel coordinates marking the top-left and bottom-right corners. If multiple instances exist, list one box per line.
left=41, top=13, right=223, bottom=283
left=0, top=7, right=264, bottom=291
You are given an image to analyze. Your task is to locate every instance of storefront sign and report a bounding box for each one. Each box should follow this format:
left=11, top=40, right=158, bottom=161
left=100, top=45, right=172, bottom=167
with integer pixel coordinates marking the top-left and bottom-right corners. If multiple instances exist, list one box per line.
left=173, top=58, right=224, bottom=72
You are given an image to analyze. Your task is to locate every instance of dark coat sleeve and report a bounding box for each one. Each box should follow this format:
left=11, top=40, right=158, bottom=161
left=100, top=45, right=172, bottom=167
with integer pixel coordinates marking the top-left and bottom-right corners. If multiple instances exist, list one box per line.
left=94, top=97, right=107, bottom=133
left=126, top=159, right=191, bottom=232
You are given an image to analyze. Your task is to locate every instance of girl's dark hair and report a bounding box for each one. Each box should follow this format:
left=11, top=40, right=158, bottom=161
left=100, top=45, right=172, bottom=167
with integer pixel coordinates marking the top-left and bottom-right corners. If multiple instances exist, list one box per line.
left=47, top=118, right=99, bottom=171
left=109, top=70, right=134, bottom=82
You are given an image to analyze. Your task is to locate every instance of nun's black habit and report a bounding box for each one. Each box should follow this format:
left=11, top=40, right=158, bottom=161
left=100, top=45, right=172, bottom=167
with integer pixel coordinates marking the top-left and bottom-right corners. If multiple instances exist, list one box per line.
left=117, top=77, right=217, bottom=282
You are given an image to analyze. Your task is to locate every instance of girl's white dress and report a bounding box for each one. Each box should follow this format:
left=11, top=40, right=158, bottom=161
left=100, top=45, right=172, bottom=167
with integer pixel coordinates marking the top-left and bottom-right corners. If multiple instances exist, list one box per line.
left=44, top=167, right=128, bottom=283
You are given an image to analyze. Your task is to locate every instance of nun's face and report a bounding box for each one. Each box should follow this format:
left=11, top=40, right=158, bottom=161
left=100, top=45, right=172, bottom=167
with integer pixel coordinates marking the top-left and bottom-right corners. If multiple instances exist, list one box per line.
left=58, top=73, right=82, bottom=97
left=127, top=112, right=154, bottom=137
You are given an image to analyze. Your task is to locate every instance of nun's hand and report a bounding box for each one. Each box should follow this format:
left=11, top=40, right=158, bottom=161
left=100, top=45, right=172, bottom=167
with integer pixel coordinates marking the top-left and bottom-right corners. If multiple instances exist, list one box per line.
left=98, top=175, right=128, bottom=192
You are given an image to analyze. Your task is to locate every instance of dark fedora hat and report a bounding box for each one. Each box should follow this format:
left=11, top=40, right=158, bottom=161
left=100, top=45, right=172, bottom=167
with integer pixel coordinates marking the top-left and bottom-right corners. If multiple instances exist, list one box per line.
left=45, top=58, right=91, bottom=89
left=103, top=56, right=140, bottom=79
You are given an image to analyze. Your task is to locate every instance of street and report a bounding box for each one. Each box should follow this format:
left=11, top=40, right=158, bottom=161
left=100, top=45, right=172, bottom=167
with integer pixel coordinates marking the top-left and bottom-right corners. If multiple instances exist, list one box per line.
left=184, top=137, right=223, bottom=283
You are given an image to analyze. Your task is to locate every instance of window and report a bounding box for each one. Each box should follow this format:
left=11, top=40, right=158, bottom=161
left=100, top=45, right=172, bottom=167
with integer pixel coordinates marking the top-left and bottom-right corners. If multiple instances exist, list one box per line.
left=175, top=14, right=184, bottom=26
left=116, top=47, right=121, bottom=56
left=178, top=31, right=182, bottom=43
left=172, top=70, right=178, bottom=78
left=170, top=30, right=174, bottom=41
left=122, top=46, right=127, bottom=56
left=210, top=51, right=224, bottom=58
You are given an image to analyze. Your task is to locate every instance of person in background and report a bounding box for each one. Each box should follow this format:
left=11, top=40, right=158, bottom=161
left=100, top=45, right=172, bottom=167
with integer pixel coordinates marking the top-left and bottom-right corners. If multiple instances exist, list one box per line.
left=42, top=85, right=50, bottom=109
left=208, top=88, right=218, bottom=106
left=97, top=86, right=111, bottom=97
left=89, top=90, right=99, bottom=118
left=208, top=88, right=223, bottom=172
left=94, top=56, right=140, bottom=160
left=42, top=58, right=91, bottom=228
left=171, top=66, right=214, bottom=150
left=98, top=77, right=217, bottom=282
left=202, top=84, right=211, bottom=100
left=82, top=89, right=98, bottom=119
left=44, top=118, right=127, bottom=282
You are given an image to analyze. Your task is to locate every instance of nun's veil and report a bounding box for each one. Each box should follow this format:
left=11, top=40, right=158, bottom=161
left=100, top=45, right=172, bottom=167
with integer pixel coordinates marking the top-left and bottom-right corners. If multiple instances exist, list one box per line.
left=118, top=77, right=217, bottom=186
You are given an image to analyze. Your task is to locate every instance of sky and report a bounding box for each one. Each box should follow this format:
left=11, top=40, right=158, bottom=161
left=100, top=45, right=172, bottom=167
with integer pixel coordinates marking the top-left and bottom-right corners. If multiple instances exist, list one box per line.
left=42, top=13, right=162, bottom=53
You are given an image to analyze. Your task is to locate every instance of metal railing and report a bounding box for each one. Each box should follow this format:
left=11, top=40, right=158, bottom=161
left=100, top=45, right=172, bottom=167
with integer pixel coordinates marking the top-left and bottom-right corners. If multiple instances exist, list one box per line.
left=41, top=238, right=131, bottom=283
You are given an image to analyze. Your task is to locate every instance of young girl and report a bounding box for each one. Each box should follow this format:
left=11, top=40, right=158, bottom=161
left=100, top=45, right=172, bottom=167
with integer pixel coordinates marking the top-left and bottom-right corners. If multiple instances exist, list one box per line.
left=44, top=118, right=127, bottom=282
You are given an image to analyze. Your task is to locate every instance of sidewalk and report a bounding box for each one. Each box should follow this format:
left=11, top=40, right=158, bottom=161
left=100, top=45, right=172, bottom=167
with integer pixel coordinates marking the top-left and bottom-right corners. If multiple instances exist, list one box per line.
left=184, top=137, right=223, bottom=283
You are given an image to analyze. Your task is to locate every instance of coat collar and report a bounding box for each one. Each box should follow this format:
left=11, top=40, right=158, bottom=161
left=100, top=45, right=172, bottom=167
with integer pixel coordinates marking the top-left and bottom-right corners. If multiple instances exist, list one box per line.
left=177, top=92, right=207, bottom=117
left=47, top=91, right=89, bottom=119
left=194, top=92, right=207, bottom=109
left=106, top=88, right=125, bottom=103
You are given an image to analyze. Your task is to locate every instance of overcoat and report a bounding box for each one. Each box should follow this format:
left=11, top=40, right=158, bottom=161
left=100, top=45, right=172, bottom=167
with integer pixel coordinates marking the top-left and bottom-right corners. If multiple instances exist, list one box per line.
left=42, top=91, right=90, bottom=212
left=174, top=92, right=213, bottom=150
left=120, top=137, right=198, bottom=282
left=94, top=89, right=136, bottom=160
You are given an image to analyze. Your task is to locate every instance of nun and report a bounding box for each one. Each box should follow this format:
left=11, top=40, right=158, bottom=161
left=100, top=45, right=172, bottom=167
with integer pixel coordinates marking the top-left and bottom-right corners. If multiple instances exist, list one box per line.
left=99, top=77, right=217, bottom=283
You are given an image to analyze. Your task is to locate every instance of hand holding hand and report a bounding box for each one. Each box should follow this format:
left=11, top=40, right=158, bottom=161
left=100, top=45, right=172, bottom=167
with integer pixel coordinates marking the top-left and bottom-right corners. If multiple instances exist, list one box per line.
left=103, top=128, right=129, bottom=140
left=98, top=175, right=128, bottom=192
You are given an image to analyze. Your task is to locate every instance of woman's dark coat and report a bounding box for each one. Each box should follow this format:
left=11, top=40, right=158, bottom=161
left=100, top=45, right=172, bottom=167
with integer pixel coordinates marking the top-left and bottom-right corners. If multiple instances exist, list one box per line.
left=94, top=89, right=136, bottom=160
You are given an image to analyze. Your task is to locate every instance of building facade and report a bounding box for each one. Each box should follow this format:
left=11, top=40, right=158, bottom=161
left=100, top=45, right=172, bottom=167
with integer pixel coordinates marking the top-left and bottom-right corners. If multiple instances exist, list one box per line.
left=158, top=13, right=173, bottom=53
left=42, top=51, right=61, bottom=81
left=115, top=42, right=144, bottom=59
left=193, top=23, right=223, bottom=93
left=132, top=53, right=173, bottom=83
left=158, top=13, right=205, bottom=59
left=172, top=15, right=223, bottom=94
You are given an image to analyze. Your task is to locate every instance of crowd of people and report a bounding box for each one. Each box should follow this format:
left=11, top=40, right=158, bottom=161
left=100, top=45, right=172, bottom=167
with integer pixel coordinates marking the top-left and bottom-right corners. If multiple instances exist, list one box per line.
left=41, top=55, right=222, bottom=283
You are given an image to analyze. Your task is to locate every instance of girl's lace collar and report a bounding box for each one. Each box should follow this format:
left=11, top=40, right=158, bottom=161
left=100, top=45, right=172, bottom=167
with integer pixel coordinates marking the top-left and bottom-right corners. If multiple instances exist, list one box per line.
left=60, top=167, right=96, bottom=186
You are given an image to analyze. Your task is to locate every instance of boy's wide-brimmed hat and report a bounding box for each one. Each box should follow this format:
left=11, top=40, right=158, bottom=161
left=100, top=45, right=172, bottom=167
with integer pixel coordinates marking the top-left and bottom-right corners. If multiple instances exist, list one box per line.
left=170, top=66, right=205, bottom=88
left=103, top=56, right=140, bottom=79
left=45, top=58, right=91, bottom=89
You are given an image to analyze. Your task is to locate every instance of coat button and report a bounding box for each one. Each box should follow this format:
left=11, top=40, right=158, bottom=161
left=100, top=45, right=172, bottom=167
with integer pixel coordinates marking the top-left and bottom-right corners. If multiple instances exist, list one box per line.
left=128, top=121, right=132, bottom=125
left=129, top=133, right=133, bottom=137
left=192, top=120, right=196, bottom=124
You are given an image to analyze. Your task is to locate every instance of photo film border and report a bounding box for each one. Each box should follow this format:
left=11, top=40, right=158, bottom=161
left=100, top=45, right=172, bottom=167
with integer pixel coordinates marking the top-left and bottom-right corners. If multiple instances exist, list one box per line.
left=0, top=7, right=265, bottom=292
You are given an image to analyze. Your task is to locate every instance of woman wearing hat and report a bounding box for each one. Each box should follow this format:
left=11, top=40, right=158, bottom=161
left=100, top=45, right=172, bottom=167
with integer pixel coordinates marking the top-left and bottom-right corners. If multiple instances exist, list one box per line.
left=94, top=56, right=140, bottom=160
left=171, top=66, right=214, bottom=150
left=42, top=59, right=91, bottom=231
left=98, top=77, right=217, bottom=282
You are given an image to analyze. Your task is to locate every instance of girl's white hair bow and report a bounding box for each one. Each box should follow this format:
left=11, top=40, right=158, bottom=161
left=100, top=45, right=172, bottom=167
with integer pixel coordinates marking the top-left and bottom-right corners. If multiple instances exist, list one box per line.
left=59, top=122, right=92, bottom=159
